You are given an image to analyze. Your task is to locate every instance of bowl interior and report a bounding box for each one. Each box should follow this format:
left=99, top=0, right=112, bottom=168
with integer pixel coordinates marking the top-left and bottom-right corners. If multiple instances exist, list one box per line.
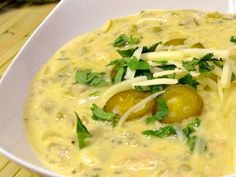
left=0, top=0, right=234, bottom=176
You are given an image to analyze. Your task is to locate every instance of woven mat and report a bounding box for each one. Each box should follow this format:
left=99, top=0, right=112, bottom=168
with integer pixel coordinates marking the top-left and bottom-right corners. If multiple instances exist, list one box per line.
left=0, top=2, right=56, bottom=176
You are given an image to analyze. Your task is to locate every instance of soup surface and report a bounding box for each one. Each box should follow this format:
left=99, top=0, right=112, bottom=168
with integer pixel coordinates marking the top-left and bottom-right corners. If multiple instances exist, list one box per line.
left=25, top=10, right=236, bottom=177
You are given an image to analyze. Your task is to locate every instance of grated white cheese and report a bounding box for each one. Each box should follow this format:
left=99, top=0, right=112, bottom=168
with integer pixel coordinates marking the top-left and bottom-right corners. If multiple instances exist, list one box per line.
left=189, top=71, right=200, bottom=77
left=116, top=91, right=165, bottom=130
left=132, top=78, right=178, bottom=87
left=141, top=48, right=233, bottom=61
left=220, top=59, right=232, bottom=89
left=98, top=76, right=147, bottom=106
left=153, top=69, right=185, bottom=78
left=173, top=124, right=187, bottom=143
left=124, top=47, right=143, bottom=80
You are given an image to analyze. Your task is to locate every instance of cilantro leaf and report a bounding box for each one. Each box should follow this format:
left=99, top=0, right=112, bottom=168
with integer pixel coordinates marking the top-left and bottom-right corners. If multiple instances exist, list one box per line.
left=128, top=57, right=150, bottom=70
left=157, top=61, right=177, bottom=70
left=142, top=41, right=162, bottom=53
left=117, top=47, right=138, bottom=57
left=75, top=112, right=91, bottom=149
left=232, top=73, right=236, bottom=82
left=182, top=58, right=199, bottom=71
left=182, top=53, right=217, bottom=73
left=179, top=74, right=199, bottom=89
left=183, top=118, right=201, bottom=137
left=91, top=104, right=118, bottom=127
left=114, top=67, right=125, bottom=84
left=113, top=34, right=140, bottom=47
left=230, top=36, right=236, bottom=44
left=198, top=60, right=215, bottom=73
left=75, top=69, right=108, bottom=87
left=201, top=53, right=214, bottom=61
left=145, top=98, right=169, bottom=124
left=187, top=135, right=197, bottom=151
left=143, top=125, right=176, bottom=138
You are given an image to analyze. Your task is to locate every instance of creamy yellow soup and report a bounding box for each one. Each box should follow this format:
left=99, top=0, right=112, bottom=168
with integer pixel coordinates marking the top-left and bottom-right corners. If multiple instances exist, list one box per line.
left=25, top=10, right=236, bottom=177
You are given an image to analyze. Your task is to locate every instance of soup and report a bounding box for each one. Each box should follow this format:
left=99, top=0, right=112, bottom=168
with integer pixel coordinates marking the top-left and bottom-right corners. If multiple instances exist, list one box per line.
left=25, top=10, right=236, bottom=177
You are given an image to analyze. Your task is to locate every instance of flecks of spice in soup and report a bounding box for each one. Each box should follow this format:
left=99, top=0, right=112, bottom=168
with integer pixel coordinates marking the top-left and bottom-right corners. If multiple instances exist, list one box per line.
left=25, top=10, right=236, bottom=177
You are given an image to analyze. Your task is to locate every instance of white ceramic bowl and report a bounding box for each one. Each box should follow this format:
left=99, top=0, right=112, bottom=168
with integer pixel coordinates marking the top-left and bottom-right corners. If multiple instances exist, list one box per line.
left=0, top=0, right=236, bottom=176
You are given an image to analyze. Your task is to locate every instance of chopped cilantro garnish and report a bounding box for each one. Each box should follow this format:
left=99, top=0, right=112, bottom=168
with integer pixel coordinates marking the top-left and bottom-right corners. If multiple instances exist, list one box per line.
left=182, top=118, right=206, bottom=151
left=113, top=34, right=140, bottom=47
left=157, top=61, right=177, bottom=70
left=117, top=47, right=138, bottom=57
left=213, top=59, right=223, bottom=68
left=232, top=73, right=236, bottom=82
left=75, top=69, right=108, bottom=87
left=183, top=118, right=201, bottom=137
left=187, top=135, right=197, bottom=151
left=128, top=57, right=150, bottom=70
left=179, top=74, right=199, bottom=89
left=182, top=58, right=199, bottom=71
left=182, top=53, right=216, bottom=73
left=142, top=41, right=162, bottom=53
left=143, top=125, right=176, bottom=138
left=75, top=112, right=91, bottom=149
left=230, top=36, right=236, bottom=44
left=198, top=59, right=215, bottom=73
left=145, top=98, right=169, bottom=124
left=91, top=104, right=118, bottom=127
left=107, top=58, right=130, bottom=84
left=114, top=67, right=125, bottom=84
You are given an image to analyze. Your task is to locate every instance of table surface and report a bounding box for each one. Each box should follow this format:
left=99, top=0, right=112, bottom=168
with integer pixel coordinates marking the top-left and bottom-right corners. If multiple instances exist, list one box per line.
left=0, top=2, right=57, bottom=176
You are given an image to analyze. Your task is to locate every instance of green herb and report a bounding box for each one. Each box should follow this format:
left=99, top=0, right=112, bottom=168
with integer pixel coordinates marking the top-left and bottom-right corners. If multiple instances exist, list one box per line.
left=75, top=112, right=91, bottom=149
left=232, top=73, right=236, bottom=82
left=91, top=104, right=118, bottom=127
left=75, top=69, right=108, bottom=87
left=187, top=135, right=197, bottom=151
left=145, top=98, right=169, bottom=124
left=213, top=59, right=223, bottom=68
left=117, top=47, right=138, bottom=57
left=182, top=53, right=216, bottom=73
left=107, top=58, right=130, bottom=68
left=198, top=59, right=215, bottom=73
left=143, top=125, right=176, bottom=138
left=182, top=58, right=199, bottom=71
left=183, top=118, right=201, bottom=137
left=128, top=57, right=150, bottom=70
left=230, top=36, right=236, bottom=44
left=142, top=41, right=162, bottom=53
left=179, top=74, right=199, bottom=89
left=113, top=34, right=140, bottom=47
left=114, top=67, right=125, bottom=84
left=158, top=61, right=177, bottom=70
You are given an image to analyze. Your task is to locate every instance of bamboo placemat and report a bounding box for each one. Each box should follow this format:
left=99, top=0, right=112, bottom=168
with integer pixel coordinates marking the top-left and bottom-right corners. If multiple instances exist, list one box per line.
left=0, top=2, right=57, bottom=176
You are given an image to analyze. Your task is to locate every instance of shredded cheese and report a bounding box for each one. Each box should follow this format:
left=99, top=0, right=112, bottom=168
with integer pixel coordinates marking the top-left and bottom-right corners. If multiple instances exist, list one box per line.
left=220, top=59, right=233, bottom=88
left=116, top=91, right=165, bottom=129
left=173, top=124, right=187, bottom=143
left=124, top=47, right=143, bottom=80
left=132, top=78, right=178, bottom=87
left=141, top=48, right=235, bottom=61
left=98, top=76, right=147, bottom=106
left=153, top=69, right=184, bottom=78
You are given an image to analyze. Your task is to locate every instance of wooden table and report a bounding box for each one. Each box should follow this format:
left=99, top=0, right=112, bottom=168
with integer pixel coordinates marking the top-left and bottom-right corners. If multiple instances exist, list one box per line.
left=0, top=2, right=57, bottom=176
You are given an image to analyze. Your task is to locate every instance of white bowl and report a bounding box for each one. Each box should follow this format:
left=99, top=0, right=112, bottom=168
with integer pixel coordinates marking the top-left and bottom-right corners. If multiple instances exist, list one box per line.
left=0, top=0, right=235, bottom=176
